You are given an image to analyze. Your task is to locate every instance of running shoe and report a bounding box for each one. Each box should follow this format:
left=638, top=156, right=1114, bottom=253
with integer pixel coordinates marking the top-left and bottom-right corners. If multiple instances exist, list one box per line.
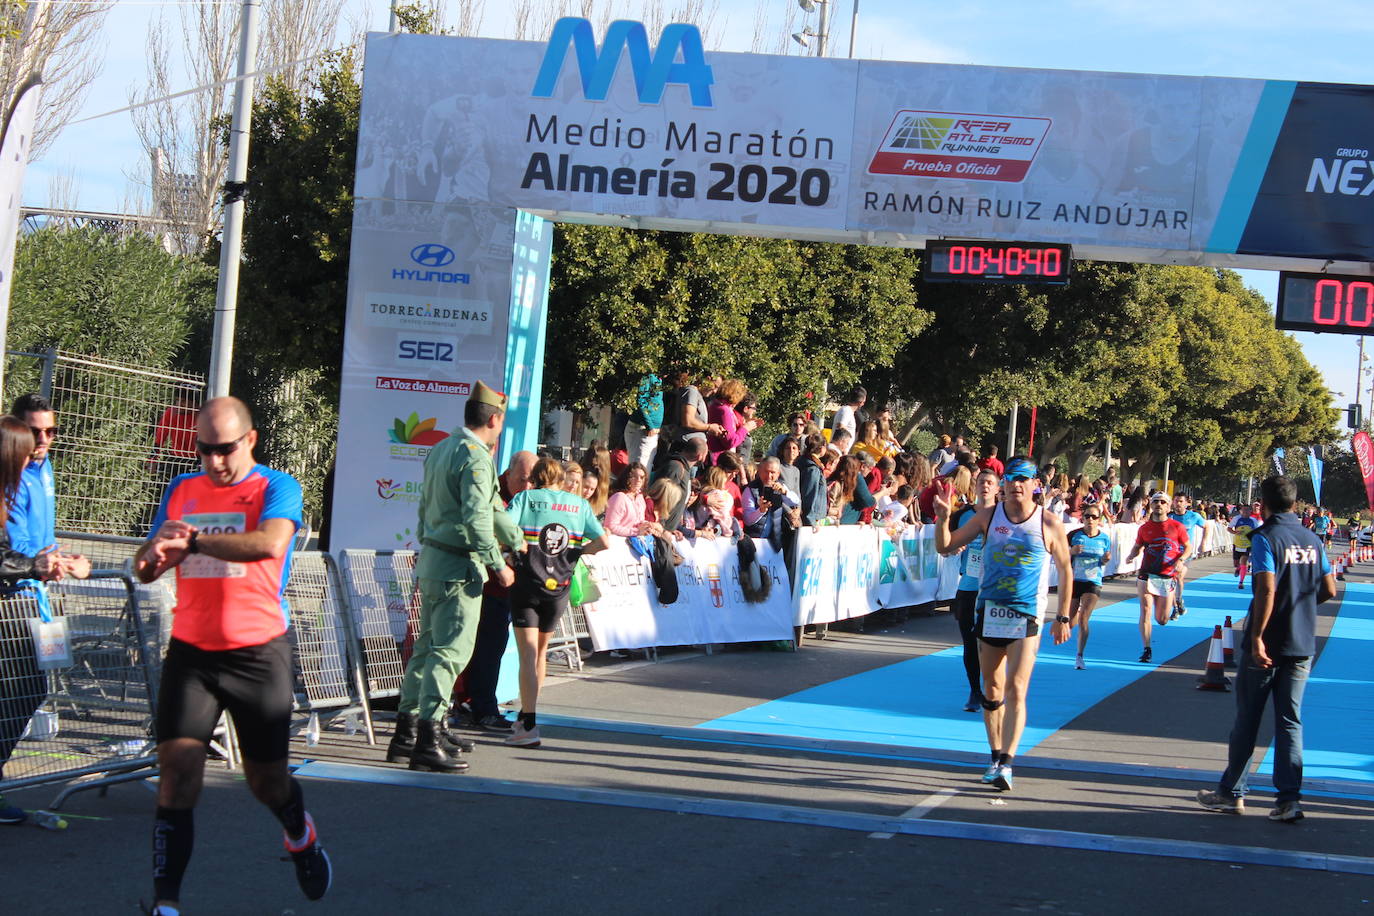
left=1175, top=598, right=1187, bottom=617
left=505, top=722, right=542, bottom=747
left=141, top=902, right=181, bottom=916
left=1195, top=789, right=1244, bottom=814
left=0, top=794, right=26, bottom=825
left=963, top=690, right=981, bottom=712
left=1139, top=647, right=1153, bottom=663
left=284, top=812, right=332, bottom=901
left=993, top=766, right=1014, bottom=792
left=1238, top=582, right=1245, bottom=590
left=1268, top=801, right=1304, bottom=823
left=980, top=763, right=1000, bottom=784
left=473, top=714, right=513, bottom=733
left=1074, top=656, right=1086, bottom=670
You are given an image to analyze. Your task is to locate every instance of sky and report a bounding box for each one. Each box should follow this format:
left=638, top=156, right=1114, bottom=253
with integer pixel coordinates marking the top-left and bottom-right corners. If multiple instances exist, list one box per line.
left=22, top=0, right=1374, bottom=412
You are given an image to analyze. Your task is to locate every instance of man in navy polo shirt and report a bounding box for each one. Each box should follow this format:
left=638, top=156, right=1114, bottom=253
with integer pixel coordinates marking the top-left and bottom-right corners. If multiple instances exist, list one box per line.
left=1196, top=475, right=1336, bottom=823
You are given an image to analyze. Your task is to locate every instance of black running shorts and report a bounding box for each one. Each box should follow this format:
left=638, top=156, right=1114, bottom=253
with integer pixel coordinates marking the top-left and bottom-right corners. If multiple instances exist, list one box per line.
left=975, top=605, right=1041, bottom=648
left=509, top=581, right=570, bottom=634
left=1071, top=580, right=1101, bottom=598
left=156, top=634, right=294, bottom=761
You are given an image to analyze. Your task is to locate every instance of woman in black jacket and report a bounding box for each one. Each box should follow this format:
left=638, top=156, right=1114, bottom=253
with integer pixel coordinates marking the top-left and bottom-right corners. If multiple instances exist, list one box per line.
left=0, top=416, right=62, bottom=823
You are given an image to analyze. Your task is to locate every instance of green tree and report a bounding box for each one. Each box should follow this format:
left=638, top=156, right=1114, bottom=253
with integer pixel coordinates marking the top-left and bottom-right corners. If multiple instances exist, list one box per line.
left=234, top=50, right=361, bottom=523
left=7, top=226, right=215, bottom=533
left=546, top=224, right=929, bottom=419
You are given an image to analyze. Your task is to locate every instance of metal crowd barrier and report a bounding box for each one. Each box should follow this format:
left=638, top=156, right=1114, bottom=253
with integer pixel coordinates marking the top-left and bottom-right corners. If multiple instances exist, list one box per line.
left=285, top=552, right=376, bottom=746
left=0, top=570, right=159, bottom=808
left=336, top=549, right=421, bottom=703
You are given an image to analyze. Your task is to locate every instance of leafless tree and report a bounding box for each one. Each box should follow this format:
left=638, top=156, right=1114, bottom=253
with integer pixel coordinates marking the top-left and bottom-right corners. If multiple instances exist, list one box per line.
left=132, top=0, right=352, bottom=254
left=0, top=0, right=112, bottom=159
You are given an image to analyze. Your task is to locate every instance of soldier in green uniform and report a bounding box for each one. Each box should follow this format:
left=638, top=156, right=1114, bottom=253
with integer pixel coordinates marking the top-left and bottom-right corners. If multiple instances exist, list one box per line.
left=387, top=381, right=523, bottom=773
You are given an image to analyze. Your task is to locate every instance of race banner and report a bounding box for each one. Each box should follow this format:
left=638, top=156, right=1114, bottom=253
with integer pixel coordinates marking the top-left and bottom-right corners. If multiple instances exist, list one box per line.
left=579, top=536, right=792, bottom=651
left=355, top=24, right=1374, bottom=269
left=1353, top=432, right=1374, bottom=512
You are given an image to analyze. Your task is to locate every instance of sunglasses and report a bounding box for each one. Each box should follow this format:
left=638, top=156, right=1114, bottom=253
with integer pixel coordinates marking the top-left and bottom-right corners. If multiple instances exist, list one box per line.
left=1003, top=474, right=1034, bottom=483
left=1084, top=514, right=1101, bottom=520
left=29, top=426, right=58, bottom=440
left=196, top=431, right=248, bottom=457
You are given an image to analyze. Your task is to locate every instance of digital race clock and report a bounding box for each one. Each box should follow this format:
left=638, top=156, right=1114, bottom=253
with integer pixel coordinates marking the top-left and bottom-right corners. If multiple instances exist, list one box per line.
left=923, top=240, right=1072, bottom=285
left=1275, top=271, right=1374, bottom=336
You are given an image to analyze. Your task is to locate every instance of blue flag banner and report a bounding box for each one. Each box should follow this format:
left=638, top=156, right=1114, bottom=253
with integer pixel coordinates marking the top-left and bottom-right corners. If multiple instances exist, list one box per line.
left=1273, top=446, right=1286, bottom=476
left=1308, top=448, right=1323, bottom=505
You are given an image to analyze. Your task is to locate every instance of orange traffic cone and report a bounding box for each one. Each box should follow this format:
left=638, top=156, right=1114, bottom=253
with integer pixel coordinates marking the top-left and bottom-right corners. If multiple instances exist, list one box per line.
left=1221, top=615, right=1236, bottom=667
left=1197, top=625, right=1231, bottom=691
left=1337, top=555, right=1346, bottom=581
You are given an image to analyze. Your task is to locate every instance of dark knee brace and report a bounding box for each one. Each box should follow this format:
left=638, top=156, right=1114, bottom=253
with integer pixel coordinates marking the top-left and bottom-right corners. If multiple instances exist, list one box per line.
left=980, top=697, right=1005, bottom=711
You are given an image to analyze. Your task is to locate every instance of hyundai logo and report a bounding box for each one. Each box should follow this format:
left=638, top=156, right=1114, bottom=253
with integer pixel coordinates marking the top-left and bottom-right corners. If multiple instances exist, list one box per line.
left=410, top=243, right=456, bottom=268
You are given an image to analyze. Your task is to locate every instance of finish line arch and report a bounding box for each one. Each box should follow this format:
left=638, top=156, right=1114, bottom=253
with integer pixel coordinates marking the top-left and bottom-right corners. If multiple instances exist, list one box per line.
left=332, top=18, right=1374, bottom=549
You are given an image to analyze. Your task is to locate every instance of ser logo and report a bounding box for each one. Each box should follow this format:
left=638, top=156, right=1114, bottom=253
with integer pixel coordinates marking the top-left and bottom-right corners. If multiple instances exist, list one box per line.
left=532, top=17, right=714, bottom=107
left=398, top=338, right=455, bottom=362
left=392, top=243, right=471, bottom=285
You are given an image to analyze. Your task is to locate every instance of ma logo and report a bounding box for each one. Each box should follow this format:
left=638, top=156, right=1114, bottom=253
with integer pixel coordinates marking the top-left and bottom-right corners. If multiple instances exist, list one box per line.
left=532, top=17, right=714, bottom=107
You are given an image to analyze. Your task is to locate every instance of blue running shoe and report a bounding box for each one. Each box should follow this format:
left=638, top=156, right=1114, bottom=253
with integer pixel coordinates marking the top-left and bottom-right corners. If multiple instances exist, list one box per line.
left=993, top=766, right=1014, bottom=792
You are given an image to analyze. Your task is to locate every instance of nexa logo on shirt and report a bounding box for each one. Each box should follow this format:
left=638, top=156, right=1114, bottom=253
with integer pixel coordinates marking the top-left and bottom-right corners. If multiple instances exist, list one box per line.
left=1283, top=545, right=1321, bottom=564
left=532, top=17, right=714, bottom=107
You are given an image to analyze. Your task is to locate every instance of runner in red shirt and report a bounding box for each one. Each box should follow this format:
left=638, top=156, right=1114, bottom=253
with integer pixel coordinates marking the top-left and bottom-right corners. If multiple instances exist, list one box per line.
left=1125, top=491, right=1192, bottom=663
left=134, top=397, right=329, bottom=915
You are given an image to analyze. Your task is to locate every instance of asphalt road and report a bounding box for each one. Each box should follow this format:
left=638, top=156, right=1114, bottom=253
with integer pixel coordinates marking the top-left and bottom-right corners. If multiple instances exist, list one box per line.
left=7, top=546, right=1374, bottom=914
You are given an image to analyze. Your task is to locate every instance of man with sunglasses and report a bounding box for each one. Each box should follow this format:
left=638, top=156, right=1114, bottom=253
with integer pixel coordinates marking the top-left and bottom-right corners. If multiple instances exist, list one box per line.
left=935, top=456, right=1073, bottom=793
left=134, top=397, right=328, bottom=915
left=6, top=394, right=91, bottom=582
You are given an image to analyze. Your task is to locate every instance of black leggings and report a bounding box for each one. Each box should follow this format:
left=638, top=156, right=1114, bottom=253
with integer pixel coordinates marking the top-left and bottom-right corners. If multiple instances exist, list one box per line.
left=952, top=589, right=981, bottom=698
left=0, top=595, right=47, bottom=775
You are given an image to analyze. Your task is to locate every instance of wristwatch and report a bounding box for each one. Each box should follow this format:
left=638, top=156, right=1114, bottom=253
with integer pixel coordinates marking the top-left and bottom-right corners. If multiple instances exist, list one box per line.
left=1055, top=615, right=1071, bottom=624
left=188, top=530, right=200, bottom=554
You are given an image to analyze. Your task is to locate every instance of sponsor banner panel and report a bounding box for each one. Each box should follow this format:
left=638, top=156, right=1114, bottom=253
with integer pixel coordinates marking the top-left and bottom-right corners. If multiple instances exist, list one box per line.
left=332, top=199, right=515, bottom=550
left=1237, top=83, right=1374, bottom=261
left=792, top=526, right=842, bottom=625
left=579, top=536, right=792, bottom=651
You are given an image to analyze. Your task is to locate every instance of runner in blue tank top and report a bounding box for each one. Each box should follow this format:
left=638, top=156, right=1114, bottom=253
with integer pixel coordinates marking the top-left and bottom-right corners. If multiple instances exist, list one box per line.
left=936, top=456, right=1073, bottom=793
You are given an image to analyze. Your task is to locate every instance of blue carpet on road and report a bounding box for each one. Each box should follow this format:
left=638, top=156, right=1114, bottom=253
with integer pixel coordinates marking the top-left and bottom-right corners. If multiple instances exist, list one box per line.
left=1257, top=581, right=1374, bottom=784
left=702, top=573, right=1254, bottom=755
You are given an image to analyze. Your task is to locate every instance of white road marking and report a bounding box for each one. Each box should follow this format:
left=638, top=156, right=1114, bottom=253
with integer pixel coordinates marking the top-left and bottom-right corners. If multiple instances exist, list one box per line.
left=869, top=788, right=960, bottom=839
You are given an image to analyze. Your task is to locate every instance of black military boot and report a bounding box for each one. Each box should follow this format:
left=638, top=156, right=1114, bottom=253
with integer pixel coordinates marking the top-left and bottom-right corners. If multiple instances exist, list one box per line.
left=385, top=711, right=418, bottom=762
left=409, top=719, right=469, bottom=773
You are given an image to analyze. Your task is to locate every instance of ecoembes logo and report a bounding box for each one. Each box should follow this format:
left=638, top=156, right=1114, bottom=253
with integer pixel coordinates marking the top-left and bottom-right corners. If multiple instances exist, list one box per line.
left=531, top=17, right=714, bottom=108
left=869, top=110, right=1051, bottom=183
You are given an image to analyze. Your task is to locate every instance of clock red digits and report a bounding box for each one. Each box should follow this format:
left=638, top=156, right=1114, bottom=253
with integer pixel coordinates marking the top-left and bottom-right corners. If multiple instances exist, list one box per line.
left=1314, top=279, right=1342, bottom=325
left=1347, top=281, right=1374, bottom=328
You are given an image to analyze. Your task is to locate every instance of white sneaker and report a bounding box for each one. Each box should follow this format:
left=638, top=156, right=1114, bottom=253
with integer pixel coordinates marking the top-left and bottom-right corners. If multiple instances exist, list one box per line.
left=505, top=722, right=542, bottom=747
left=1075, top=656, right=1086, bottom=670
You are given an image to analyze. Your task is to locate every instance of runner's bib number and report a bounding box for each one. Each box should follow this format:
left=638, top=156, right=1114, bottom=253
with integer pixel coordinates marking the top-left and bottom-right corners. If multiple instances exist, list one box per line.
left=982, top=604, right=1029, bottom=639
left=966, top=546, right=983, bottom=579
left=180, top=512, right=247, bottom=579
left=1073, top=554, right=1097, bottom=574
left=1146, top=574, right=1175, bottom=597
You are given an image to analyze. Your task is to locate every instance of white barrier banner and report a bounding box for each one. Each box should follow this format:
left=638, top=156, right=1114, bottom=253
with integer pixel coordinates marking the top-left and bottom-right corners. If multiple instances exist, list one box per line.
left=795, top=524, right=960, bottom=624
left=580, top=536, right=792, bottom=651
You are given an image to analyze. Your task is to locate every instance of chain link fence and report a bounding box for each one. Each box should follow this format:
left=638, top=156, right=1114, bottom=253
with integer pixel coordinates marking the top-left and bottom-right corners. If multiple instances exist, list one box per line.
left=4, top=349, right=205, bottom=537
